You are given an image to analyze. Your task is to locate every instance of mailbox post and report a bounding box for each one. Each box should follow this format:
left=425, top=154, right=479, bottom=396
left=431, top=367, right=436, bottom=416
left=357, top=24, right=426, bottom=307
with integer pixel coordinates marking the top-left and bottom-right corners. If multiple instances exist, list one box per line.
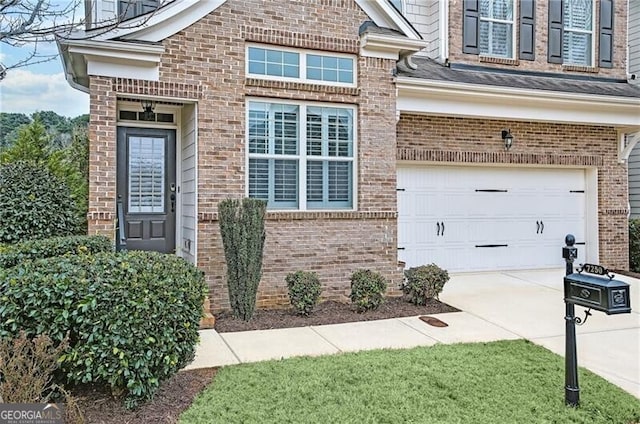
left=562, top=234, right=632, bottom=407
left=562, top=235, right=579, bottom=407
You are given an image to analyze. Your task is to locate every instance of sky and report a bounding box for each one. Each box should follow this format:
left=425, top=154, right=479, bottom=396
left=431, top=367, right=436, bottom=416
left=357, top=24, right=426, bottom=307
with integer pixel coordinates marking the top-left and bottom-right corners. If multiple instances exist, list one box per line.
left=0, top=4, right=90, bottom=118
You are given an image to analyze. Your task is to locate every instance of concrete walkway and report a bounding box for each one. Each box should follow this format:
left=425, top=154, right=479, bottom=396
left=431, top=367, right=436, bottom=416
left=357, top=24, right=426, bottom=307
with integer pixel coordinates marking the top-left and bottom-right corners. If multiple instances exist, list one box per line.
left=186, top=269, right=640, bottom=399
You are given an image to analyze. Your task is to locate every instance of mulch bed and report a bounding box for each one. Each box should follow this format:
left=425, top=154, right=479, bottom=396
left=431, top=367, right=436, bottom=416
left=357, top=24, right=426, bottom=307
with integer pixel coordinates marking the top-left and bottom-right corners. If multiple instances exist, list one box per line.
left=214, top=297, right=460, bottom=332
left=74, top=296, right=458, bottom=423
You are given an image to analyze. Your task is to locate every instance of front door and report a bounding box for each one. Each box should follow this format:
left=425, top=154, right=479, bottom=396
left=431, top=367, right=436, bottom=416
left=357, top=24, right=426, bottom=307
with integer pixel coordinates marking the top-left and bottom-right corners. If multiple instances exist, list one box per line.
left=116, top=127, right=176, bottom=253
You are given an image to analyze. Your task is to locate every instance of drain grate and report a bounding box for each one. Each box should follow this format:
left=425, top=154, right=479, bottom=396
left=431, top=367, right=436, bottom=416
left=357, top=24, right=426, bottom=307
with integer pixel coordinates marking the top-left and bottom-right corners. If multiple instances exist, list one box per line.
left=418, top=316, right=448, bottom=327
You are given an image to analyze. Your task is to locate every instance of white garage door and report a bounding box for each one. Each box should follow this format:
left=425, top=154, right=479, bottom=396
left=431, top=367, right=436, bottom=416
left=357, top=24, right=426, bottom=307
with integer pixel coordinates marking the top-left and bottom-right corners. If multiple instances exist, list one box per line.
left=397, top=165, right=587, bottom=272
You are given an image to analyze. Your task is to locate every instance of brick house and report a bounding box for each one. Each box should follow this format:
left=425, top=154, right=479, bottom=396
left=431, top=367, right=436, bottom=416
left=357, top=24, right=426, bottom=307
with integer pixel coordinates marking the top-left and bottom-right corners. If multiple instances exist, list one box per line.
left=58, top=0, right=640, bottom=312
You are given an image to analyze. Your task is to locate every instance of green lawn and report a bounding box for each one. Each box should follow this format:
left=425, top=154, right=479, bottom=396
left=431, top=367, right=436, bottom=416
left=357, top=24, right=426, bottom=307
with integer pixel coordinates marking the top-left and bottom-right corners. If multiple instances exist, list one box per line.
left=180, top=340, right=640, bottom=424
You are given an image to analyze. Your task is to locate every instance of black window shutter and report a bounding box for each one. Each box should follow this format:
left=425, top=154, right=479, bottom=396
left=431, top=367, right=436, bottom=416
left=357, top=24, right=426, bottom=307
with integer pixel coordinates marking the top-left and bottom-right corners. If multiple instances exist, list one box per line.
left=519, top=0, right=536, bottom=60
left=548, top=0, right=563, bottom=63
left=463, top=0, right=480, bottom=54
left=599, top=0, right=614, bottom=68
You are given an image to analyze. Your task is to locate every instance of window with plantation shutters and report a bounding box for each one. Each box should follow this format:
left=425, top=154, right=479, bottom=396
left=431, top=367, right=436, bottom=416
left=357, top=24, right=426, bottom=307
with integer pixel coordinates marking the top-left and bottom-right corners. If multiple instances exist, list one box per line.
left=128, top=136, right=165, bottom=213
left=247, top=101, right=355, bottom=210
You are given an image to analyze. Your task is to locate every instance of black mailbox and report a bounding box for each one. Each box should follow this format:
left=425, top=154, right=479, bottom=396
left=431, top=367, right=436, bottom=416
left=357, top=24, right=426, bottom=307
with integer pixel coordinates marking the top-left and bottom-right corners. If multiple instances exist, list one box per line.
left=564, top=266, right=631, bottom=315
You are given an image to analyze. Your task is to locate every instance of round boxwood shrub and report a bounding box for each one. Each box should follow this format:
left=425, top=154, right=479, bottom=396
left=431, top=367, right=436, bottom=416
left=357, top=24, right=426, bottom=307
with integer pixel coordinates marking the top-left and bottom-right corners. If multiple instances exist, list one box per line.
left=0, top=250, right=206, bottom=408
left=349, top=269, right=388, bottom=313
left=402, top=264, right=450, bottom=305
left=0, top=235, right=112, bottom=269
left=286, top=270, right=322, bottom=316
left=0, top=161, right=79, bottom=243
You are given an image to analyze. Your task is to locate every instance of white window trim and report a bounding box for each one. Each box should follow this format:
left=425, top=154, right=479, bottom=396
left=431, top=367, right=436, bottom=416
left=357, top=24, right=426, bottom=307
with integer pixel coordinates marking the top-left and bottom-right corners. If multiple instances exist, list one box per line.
left=245, top=97, right=358, bottom=212
left=245, top=43, right=358, bottom=88
left=389, top=0, right=405, bottom=14
left=479, top=0, right=517, bottom=60
left=563, top=0, right=596, bottom=66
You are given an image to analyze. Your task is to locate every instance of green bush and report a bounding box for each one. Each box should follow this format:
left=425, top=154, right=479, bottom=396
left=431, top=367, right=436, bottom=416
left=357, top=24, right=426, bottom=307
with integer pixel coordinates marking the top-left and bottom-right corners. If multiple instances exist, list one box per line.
left=0, top=250, right=206, bottom=408
left=402, top=264, right=450, bottom=305
left=0, top=161, right=79, bottom=243
left=630, top=219, right=640, bottom=272
left=219, top=198, right=267, bottom=321
left=349, top=269, right=388, bottom=313
left=286, top=271, right=322, bottom=316
left=0, top=235, right=112, bottom=269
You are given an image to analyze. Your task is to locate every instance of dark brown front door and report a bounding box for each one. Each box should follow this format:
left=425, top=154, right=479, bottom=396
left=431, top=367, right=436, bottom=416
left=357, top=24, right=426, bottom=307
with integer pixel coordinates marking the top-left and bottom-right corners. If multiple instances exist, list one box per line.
left=116, top=127, right=176, bottom=253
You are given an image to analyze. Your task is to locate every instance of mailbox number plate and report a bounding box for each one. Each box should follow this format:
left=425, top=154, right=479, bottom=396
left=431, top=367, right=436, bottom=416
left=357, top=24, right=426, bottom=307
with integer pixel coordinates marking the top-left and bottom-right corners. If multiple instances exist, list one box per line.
left=581, top=263, right=608, bottom=276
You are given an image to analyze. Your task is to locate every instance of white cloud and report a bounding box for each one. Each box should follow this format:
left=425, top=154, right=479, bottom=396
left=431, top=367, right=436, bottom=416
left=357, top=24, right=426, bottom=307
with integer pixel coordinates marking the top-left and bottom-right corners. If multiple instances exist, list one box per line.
left=0, top=68, right=89, bottom=117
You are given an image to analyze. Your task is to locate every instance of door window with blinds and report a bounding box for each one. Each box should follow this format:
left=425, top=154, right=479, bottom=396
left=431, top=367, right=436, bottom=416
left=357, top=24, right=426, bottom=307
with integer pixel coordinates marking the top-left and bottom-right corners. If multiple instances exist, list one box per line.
left=128, top=136, right=165, bottom=213
left=563, top=0, right=594, bottom=66
left=479, top=0, right=515, bottom=59
left=247, top=101, right=355, bottom=210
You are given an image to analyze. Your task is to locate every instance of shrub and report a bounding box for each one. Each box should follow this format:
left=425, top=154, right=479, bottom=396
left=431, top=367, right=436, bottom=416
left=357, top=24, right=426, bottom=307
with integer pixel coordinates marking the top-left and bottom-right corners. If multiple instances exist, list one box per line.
left=0, top=235, right=112, bottom=269
left=402, top=264, right=450, bottom=305
left=0, top=331, right=69, bottom=403
left=630, top=219, right=640, bottom=272
left=349, top=269, right=388, bottom=313
left=219, top=198, right=267, bottom=321
left=0, top=161, right=79, bottom=243
left=0, top=250, right=206, bottom=408
left=286, top=271, right=322, bottom=316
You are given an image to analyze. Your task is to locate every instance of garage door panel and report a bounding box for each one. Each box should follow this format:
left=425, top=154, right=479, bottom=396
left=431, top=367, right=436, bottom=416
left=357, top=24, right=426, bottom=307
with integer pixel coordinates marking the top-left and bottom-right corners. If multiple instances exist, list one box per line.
left=397, top=166, right=587, bottom=272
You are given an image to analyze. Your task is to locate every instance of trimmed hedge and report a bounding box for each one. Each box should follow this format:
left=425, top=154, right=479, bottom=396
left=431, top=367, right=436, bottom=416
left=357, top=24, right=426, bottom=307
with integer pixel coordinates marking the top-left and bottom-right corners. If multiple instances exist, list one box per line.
left=0, top=250, right=206, bottom=408
left=0, top=161, right=79, bottom=243
left=402, top=264, right=450, bottom=305
left=350, top=269, right=388, bottom=313
left=630, top=219, right=640, bottom=272
left=286, top=271, right=322, bottom=316
left=0, top=235, right=112, bottom=269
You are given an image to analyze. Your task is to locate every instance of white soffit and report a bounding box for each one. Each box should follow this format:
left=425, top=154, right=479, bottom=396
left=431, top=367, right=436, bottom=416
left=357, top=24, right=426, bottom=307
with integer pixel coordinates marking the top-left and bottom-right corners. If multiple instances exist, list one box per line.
left=396, top=78, right=640, bottom=126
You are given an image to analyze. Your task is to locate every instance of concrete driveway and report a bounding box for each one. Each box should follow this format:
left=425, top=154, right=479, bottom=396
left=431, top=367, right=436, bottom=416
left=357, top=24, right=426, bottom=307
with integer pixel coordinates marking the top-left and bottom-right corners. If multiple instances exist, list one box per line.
left=439, top=269, right=640, bottom=398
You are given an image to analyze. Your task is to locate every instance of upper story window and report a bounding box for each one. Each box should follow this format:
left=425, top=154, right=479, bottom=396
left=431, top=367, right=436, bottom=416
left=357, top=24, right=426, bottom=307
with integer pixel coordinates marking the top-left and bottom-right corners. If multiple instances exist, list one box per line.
left=479, top=0, right=515, bottom=58
left=246, top=44, right=356, bottom=86
left=548, top=0, right=612, bottom=68
left=247, top=100, right=355, bottom=210
left=562, top=0, right=594, bottom=66
left=389, top=0, right=404, bottom=13
left=119, top=0, right=159, bottom=20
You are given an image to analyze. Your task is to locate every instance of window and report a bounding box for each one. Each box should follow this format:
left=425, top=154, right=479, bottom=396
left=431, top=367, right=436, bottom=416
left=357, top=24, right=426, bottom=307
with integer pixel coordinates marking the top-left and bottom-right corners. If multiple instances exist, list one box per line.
left=562, top=0, right=593, bottom=66
left=248, top=47, right=300, bottom=78
left=119, top=0, right=159, bottom=20
left=548, top=0, right=609, bottom=67
left=389, top=0, right=404, bottom=13
left=479, top=0, right=515, bottom=58
left=247, top=101, right=355, bottom=210
left=246, top=45, right=356, bottom=86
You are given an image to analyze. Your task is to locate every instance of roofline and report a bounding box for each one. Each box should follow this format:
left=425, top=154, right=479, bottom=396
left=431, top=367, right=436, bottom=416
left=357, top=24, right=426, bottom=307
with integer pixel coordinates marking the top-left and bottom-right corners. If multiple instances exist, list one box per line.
left=396, top=76, right=640, bottom=126
left=396, top=76, right=640, bottom=106
left=354, top=0, right=422, bottom=40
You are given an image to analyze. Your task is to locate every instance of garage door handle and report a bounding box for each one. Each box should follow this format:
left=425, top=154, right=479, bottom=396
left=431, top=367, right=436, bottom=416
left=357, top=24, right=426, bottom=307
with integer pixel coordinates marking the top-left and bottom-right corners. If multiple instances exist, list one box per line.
left=441, top=222, right=445, bottom=236
left=536, top=221, right=540, bottom=234
left=540, top=221, right=544, bottom=234
left=436, top=222, right=441, bottom=236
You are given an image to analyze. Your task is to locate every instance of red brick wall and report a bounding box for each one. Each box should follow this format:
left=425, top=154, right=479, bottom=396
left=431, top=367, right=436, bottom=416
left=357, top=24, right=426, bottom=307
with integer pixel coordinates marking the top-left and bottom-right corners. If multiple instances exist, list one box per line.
left=88, top=0, right=404, bottom=311
left=396, top=115, right=629, bottom=270
left=447, top=0, right=628, bottom=78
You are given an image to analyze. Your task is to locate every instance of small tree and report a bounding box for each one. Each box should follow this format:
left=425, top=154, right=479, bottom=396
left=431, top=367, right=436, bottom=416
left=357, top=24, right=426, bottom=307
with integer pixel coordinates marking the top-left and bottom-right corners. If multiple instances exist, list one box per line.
left=219, top=198, right=267, bottom=321
left=0, top=161, right=78, bottom=243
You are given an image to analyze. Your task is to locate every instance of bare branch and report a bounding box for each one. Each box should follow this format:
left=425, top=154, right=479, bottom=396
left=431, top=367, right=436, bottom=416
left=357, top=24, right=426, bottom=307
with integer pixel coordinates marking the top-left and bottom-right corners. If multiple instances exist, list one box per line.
left=0, top=0, right=174, bottom=80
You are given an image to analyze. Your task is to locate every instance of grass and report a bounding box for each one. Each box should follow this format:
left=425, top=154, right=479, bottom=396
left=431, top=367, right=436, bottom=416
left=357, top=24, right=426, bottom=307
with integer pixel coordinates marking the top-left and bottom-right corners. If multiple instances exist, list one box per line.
left=179, top=340, right=640, bottom=424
